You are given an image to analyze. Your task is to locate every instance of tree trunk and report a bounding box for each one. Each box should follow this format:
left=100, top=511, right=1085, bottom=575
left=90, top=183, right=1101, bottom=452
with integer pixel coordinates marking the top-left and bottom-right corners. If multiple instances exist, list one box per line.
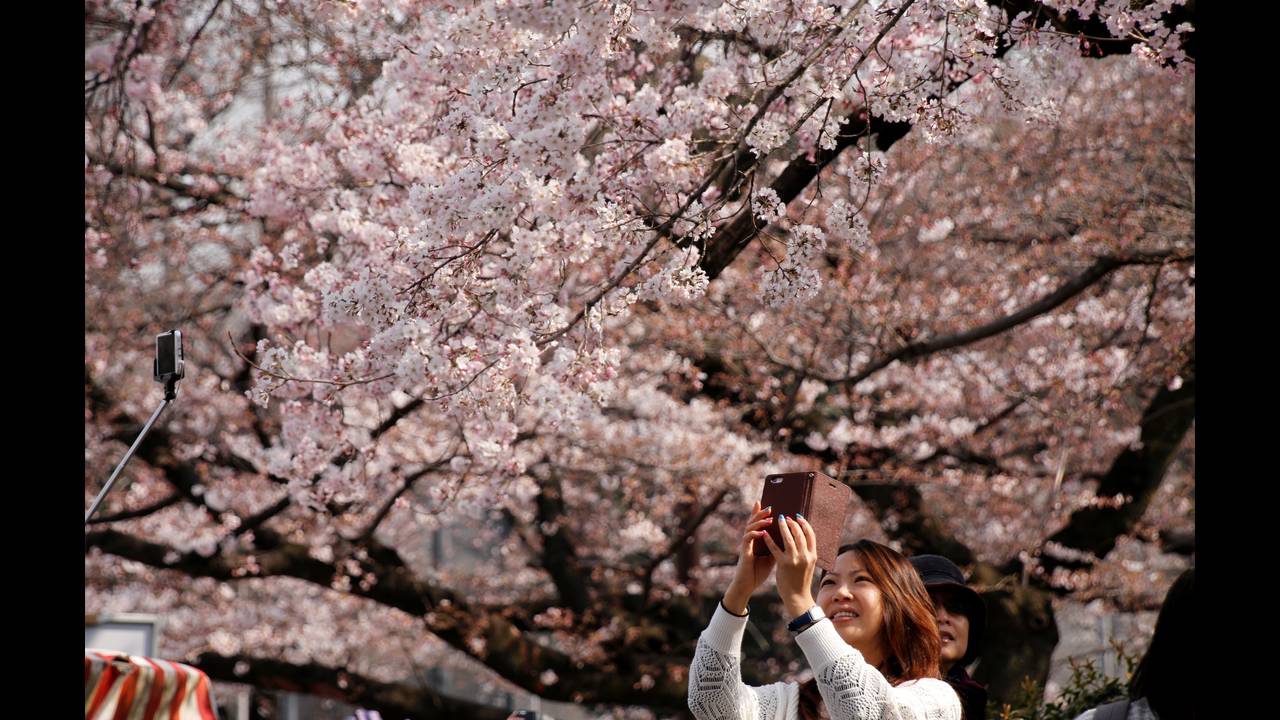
left=969, top=565, right=1059, bottom=707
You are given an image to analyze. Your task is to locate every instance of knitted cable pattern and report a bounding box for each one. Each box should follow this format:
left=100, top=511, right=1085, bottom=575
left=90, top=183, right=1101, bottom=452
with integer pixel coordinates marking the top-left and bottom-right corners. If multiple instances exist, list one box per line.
left=687, top=608, right=962, bottom=720
left=688, top=637, right=782, bottom=720
left=814, top=655, right=958, bottom=720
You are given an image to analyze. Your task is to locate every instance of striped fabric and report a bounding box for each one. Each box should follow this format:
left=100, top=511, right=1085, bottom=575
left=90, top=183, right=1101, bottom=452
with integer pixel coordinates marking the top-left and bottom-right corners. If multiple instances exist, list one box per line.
left=85, top=649, right=218, bottom=720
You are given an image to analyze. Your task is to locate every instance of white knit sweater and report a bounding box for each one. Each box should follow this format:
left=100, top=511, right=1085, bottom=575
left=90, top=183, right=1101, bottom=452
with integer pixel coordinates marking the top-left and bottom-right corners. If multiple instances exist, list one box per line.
left=687, top=604, right=961, bottom=720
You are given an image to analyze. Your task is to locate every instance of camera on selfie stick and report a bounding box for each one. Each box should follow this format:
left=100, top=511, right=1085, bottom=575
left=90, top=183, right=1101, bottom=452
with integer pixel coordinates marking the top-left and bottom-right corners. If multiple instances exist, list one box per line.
left=85, top=330, right=185, bottom=526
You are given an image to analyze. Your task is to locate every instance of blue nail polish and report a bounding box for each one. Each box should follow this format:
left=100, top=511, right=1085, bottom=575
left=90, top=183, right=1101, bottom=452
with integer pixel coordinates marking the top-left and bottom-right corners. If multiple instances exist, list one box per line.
left=796, top=513, right=805, bottom=520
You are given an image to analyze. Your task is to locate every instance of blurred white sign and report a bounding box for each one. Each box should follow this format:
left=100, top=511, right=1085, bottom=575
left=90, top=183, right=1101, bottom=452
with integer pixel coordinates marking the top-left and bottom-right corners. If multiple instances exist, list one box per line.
left=85, top=613, right=159, bottom=657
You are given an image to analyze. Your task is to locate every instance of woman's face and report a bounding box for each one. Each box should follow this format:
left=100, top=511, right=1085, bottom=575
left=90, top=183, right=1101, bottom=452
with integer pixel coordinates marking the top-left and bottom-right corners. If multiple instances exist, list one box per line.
left=816, top=550, right=889, bottom=666
left=930, top=589, right=970, bottom=672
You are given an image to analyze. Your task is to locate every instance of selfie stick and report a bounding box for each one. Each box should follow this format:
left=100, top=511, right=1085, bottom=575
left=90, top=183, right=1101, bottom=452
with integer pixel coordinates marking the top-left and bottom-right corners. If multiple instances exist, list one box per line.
left=85, top=331, right=184, bottom=526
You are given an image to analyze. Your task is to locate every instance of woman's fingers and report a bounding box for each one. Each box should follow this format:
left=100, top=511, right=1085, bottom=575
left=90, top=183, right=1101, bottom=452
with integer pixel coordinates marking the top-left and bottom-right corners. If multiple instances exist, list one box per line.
left=746, top=516, right=774, bottom=531
left=795, top=515, right=817, bottom=553
left=777, top=515, right=797, bottom=556
left=760, top=528, right=783, bottom=558
left=741, top=529, right=768, bottom=560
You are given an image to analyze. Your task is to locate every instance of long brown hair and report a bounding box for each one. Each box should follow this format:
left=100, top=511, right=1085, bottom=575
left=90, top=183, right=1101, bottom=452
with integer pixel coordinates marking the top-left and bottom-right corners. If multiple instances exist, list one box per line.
left=797, top=541, right=942, bottom=720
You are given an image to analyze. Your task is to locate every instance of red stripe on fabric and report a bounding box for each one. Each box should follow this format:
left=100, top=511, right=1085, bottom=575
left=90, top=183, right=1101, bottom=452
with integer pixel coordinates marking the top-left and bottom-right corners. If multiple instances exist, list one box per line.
left=86, top=656, right=108, bottom=706
left=110, top=663, right=141, bottom=720
left=86, top=663, right=121, bottom=719
left=142, top=657, right=168, bottom=719
left=168, top=663, right=189, bottom=719
left=194, top=674, right=217, bottom=720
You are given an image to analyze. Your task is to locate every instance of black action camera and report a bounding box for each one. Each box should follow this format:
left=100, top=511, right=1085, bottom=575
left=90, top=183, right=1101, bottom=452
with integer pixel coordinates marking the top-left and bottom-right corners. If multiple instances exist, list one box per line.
left=153, top=330, right=185, bottom=384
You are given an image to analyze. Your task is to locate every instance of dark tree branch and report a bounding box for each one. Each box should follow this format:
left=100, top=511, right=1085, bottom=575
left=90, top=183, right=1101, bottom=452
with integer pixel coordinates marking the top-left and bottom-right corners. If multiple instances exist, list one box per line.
left=373, top=397, right=427, bottom=439
left=672, top=25, right=781, bottom=59
left=640, top=488, right=731, bottom=606
left=696, top=0, right=1196, bottom=281
left=85, top=0, right=168, bottom=95
left=537, top=1, right=910, bottom=346
left=973, top=397, right=1030, bottom=436
left=191, top=652, right=511, bottom=720
left=89, top=154, right=243, bottom=206
left=232, top=495, right=291, bottom=539
left=695, top=102, right=913, bottom=282
left=824, top=252, right=1193, bottom=389
left=357, top=458, right=451, bottom=542
left=88, top=528, right=257, bottom=580
left=985, top=0, right=1196, bottom=62
left=1158, top=527, right=1194, bottom=556
left=84, top=492, right=184, bottom=525
left=165, top=0, right=226, bottom=88
left=1025, top=341, right=1195, bottom=574
left=535, top=467, right=591, bottom=615
left=87, top=526, right=698, bottom=709
left=701, top=0, right=912, bottom=208
left=849, top=481, right=977, bottom=564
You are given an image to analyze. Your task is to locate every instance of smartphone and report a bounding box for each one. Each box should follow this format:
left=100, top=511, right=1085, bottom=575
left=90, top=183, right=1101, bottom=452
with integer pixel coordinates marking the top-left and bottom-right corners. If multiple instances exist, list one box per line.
left=153, top=330, right=185, bottom=383
left=754, top=472, right=814, bottom=556
left=753, top=470, right=852, bottom=571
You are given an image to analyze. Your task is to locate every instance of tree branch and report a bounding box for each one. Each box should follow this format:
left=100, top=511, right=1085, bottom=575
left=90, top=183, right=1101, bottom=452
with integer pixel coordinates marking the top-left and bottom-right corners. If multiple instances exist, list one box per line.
left=356, top=457, right=451, bottom=543
left=825, top=252, right=1193, bottom=389
left=373, top=397, right=427, bottom=440
left=86, top=527, right=696, bottom=708
left=534, top=466, right=591, bottom=614
left=1026, top=341, right=1195, bottom=574
left=84, top=492, right=184, bottom=525
left=232, top=495, right=291, bottom=539
left=190, top=652, right=511, bottom=720
left=88, top=154, right=243, bottom=206
left=986, top=0, right=1196, bottom=63
left=537, top=0, right=901, bottom=346
left=672, top=26, right=781, bottom=59
left=640, top=488, right=731, bottom=606
left=849, top=481, right=978, bottom=564
left=88, top=529, right=559, bottom=694
left=697, top=0, right=1196, bottom=281
left=165, top=0, right=226, bottom=88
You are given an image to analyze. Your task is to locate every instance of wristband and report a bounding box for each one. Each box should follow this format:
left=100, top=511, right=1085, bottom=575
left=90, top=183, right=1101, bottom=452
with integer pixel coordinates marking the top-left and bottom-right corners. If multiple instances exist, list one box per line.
left=720, top=599, right=749, bottom=618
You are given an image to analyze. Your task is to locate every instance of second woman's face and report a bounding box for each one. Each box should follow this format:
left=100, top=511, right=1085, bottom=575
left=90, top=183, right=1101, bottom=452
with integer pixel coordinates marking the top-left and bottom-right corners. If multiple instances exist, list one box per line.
left=931, top=590, right=971, bottom=671
left=816, top=551, right=888, bottom=663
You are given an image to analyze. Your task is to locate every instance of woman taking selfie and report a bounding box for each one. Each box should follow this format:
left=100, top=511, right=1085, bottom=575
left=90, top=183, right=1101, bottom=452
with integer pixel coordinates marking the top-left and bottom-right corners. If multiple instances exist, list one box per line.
left=688, top=502, right=961, bottom=720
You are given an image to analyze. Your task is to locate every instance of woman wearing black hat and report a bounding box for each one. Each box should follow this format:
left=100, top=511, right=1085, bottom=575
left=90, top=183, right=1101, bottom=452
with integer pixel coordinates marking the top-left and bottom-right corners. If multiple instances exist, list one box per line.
left=910, top=555, right=988, bottom=720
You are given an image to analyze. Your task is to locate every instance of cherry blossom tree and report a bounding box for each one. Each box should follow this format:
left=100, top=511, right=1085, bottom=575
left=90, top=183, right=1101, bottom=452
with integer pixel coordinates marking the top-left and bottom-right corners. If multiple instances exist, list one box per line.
left=86, top=1, right=1194, bottom=717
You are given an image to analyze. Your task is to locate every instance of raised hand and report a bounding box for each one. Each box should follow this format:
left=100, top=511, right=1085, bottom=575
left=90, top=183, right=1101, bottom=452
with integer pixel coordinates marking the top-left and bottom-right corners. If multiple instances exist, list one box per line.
left=760, top=513, right=819, bottom=619
left=722, top=500, right=777, bottom=615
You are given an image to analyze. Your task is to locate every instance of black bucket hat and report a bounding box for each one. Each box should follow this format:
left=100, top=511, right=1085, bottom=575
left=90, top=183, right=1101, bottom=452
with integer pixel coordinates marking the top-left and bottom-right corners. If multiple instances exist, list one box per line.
left=909, top=554, right=986, bottom=667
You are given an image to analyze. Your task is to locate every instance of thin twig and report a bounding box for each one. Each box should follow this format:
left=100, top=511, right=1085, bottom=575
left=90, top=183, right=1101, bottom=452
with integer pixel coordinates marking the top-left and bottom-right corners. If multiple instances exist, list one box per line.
left=228, top=332, right=394, bottom=389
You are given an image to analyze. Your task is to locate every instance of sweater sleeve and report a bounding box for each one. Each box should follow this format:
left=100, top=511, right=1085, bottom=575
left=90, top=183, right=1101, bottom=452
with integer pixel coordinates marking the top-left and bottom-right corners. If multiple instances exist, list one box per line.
left=794, top=619, right=962, bottom=720
left=688, top=603, right=788, bottom=720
